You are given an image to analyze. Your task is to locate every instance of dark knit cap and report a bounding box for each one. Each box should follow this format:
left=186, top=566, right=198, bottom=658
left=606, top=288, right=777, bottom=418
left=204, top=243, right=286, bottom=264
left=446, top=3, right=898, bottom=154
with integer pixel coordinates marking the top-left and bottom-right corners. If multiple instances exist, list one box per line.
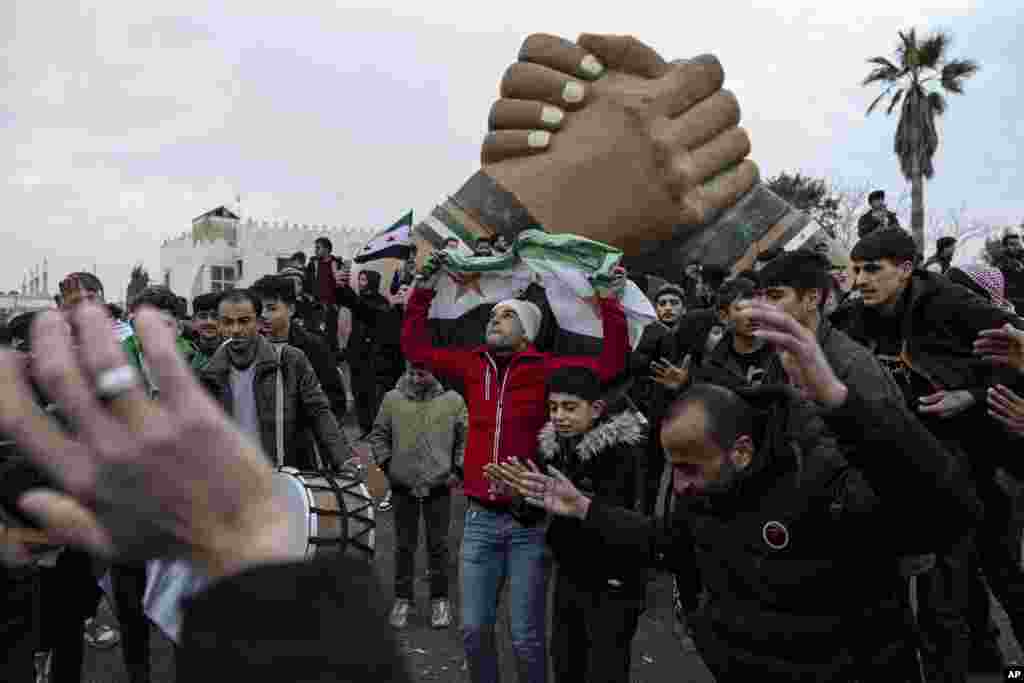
left=759, top=250, right=832, bottom=291
left=654, top=284, right=685, bottom=303
left=868, top=190, right=885, bottom=202
left=193, top=292, right=221, bottom=314
left=936, top=236, right=957, bottom=251
left=851, top=228, right=917, bottom=264
left=546, top=366, right=602, bottom=402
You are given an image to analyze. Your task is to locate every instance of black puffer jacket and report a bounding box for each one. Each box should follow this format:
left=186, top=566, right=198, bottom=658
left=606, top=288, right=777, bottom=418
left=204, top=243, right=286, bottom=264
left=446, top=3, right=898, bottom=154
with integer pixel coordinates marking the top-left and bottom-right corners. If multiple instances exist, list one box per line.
left=539, top=401, right=648, bottom=593
left=288, top=324, right=346, bottom=419
left=580, top=386, right=980, bottom=680
left=831, top=270, right=1023, bottom=406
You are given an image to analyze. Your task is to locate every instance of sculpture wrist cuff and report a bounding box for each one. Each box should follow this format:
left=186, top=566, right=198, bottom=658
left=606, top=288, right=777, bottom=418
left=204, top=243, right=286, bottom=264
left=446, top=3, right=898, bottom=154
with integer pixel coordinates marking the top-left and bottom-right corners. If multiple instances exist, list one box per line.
left=450, top=170, right=543, bottom=240
left=667, top=182, right=832, bottom=277
left=415, top=203, right=488, bottom=250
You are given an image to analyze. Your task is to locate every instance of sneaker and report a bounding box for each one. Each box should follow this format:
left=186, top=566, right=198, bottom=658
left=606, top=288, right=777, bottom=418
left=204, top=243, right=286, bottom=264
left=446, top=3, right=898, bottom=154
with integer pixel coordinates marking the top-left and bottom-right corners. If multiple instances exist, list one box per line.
left=430, top=598, right=453, bottom=628
left=378, top=491, right=393, bottom=512
left=389, top=598, right=413, bottom=628
left=83, top=618, right=120, bottom=649
left=34, top=651, right=51, bottom=683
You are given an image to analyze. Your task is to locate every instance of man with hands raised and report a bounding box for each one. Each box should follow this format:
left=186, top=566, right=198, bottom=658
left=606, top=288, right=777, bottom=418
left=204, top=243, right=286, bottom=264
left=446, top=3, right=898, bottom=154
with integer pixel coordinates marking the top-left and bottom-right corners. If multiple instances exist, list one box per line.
left=403, top=249, right=629, bottom=683
left=487, top=302, right=979, bottom=682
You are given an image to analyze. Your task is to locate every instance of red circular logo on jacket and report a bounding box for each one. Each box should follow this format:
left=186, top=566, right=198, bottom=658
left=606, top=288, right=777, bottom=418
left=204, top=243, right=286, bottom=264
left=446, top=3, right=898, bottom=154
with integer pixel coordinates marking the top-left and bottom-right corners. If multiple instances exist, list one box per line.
left=762, top=521, right=790, bottom=550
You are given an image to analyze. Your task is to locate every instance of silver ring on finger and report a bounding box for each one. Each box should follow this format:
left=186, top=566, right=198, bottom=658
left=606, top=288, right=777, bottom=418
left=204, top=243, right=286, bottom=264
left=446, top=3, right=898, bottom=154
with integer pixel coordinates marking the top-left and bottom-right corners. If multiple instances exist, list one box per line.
left=95, top=365, right=141, bottom=401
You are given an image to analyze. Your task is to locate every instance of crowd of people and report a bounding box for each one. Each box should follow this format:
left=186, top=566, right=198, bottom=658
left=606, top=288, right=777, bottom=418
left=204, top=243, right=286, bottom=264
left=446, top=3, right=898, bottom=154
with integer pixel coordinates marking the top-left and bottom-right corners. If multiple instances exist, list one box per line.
left=5, top=215, right=1024, bottom=682
left=5, top=30, right=1024, bottom=683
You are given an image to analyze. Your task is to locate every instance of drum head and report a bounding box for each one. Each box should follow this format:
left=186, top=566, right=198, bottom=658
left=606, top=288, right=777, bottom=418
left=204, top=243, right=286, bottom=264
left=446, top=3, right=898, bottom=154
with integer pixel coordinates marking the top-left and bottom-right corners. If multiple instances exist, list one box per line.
left=272, top=469, right=313, bottom=558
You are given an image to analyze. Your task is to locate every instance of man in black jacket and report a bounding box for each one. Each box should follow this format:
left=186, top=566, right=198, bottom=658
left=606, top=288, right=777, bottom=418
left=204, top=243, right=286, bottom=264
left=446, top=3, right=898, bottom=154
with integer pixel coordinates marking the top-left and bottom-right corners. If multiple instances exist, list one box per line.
left=336, top=265, right=404, bottom=437
left=832, top=227, right=1024, bottom=676
left=488, top=302, right=980, bottom=682
left=539, top=367, right=647, bottom=683
left=252, top=275, right=347, bottom=422
left=199, top=289, right=353, bottom=471
left=759, top=250, right=904, bottom=409
left=630, top=283, right=686, bottom=418
left=857, top=189, right=901, bottom=238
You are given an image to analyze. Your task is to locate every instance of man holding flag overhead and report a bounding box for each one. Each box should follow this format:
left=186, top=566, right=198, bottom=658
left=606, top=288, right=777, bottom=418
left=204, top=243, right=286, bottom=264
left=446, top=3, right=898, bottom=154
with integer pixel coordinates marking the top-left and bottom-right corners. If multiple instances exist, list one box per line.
left=402, top=246, right=630, bottom=683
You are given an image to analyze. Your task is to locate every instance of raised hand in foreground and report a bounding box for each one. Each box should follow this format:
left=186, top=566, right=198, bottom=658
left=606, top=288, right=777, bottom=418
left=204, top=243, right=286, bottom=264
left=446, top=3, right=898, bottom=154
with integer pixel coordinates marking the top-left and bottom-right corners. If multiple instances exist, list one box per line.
left=0, top=303, right=300, bottom=579
left=987, top=384, right=1024, bottom=435
left=739, top=301, right=848, bottom=408
left=975, top=323, right=1024, bottom=374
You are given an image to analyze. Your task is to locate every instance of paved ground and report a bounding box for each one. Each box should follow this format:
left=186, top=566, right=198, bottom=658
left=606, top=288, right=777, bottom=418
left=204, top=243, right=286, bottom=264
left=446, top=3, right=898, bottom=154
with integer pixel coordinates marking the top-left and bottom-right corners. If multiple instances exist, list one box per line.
left=82, top=486, right=712, bottom=683
left=79, top=424, right=1023, bottom=682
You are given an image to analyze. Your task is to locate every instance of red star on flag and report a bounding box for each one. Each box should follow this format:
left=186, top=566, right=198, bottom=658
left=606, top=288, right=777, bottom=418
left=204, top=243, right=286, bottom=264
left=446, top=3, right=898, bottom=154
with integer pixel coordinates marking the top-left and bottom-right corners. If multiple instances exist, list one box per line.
left=451, top=272, right=485, bottom=302
left=580, top=293, right=602, bottom=317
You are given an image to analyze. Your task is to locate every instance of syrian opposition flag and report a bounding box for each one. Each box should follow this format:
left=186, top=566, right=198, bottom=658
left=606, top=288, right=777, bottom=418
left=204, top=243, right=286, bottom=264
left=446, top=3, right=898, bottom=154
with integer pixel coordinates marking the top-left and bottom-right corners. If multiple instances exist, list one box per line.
left=353, top=210, right=414, bottom=264
left=427, top=229, right=656, bottom=354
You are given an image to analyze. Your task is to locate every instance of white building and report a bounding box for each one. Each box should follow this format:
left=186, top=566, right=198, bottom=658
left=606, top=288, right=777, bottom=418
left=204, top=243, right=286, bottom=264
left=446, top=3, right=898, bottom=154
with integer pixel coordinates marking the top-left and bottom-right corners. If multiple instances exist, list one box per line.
left=159, top=207, right=378, bottom=307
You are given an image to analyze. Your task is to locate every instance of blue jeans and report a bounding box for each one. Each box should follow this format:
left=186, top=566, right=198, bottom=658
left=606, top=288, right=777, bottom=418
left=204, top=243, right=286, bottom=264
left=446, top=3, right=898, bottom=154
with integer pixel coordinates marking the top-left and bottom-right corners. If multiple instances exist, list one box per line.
left=460, top=501, right=550, bottom=683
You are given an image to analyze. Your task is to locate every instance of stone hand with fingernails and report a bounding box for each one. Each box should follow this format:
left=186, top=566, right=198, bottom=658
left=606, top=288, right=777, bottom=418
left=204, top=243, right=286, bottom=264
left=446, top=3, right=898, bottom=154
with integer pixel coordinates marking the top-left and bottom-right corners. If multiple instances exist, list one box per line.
left=480, top=33, right=757, bottom=256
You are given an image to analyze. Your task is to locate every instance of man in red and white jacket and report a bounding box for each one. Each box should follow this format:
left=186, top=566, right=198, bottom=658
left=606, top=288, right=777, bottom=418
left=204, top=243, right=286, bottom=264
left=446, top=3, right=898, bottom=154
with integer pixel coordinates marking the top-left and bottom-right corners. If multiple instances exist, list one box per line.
left=402, top=252, right=628, bottom=683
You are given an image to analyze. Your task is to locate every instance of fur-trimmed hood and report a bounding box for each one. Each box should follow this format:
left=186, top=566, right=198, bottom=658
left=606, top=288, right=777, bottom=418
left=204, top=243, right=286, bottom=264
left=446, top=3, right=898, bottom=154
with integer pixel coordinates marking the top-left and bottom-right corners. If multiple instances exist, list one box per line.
left=538, top=409, right=648, bottom=464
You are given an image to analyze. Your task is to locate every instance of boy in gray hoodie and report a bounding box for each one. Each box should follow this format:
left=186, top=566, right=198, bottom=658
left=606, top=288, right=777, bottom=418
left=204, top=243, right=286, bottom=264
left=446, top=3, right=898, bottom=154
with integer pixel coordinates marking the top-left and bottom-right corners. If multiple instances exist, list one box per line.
left=369, top=362, right=467, bottom=629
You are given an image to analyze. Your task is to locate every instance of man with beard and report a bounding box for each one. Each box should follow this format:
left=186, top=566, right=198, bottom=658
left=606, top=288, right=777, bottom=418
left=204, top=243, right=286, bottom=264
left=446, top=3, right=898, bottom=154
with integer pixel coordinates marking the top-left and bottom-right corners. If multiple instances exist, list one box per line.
left=832, top=227, right=1024, bottom=677
left=199, top=289, right=353, bottom=471
left=335, top=266, right=404, bottom=439
left=402, top=251, right=628, bottom=683
left=191, top=292, right=225, bottom=366
left=487, top=302, right=979, bottom=682
left=631, top=284, right=687, bottom=415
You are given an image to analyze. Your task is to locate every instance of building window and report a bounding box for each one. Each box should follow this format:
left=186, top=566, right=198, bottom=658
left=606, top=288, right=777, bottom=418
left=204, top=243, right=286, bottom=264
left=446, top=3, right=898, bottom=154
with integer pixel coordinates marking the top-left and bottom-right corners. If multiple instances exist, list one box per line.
left=164, top=271, right=171, bottom=288
left=210, top=265, right=236, bottom=293
left=237, top=260, right=243, bottom=280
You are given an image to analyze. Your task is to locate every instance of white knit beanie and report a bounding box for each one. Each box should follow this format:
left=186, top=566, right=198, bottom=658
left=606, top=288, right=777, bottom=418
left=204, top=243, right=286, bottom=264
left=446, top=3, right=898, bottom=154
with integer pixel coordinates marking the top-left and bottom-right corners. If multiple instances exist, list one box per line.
left=494, top=299, right=542, bottom=343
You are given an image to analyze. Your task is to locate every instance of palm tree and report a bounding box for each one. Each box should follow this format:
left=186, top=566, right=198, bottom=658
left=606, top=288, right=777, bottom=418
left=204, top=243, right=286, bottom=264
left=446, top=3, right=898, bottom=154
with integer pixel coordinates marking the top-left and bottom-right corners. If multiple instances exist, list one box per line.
left=862, top=29, right=979, bottom=254
left=127, top=263, right=150, bottom=306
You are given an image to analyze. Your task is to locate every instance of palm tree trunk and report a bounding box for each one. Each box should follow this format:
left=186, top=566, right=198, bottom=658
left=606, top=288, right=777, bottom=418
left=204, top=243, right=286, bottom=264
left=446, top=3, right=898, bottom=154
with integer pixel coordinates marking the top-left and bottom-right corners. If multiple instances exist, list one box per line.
left=911, top=154, right=925, bottom=257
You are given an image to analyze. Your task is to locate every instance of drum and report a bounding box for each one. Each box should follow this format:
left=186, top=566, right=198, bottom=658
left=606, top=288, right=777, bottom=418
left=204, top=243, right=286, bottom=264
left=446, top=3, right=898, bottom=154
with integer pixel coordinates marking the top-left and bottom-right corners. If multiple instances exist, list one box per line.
left=274, top=467, right=375, bottom=561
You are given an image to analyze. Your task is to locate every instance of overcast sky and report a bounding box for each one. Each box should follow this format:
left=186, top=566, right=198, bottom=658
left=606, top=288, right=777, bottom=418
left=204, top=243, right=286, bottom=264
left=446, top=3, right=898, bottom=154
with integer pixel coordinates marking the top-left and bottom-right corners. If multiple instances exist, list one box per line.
left=4, top=1, right=1020, bottom=299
